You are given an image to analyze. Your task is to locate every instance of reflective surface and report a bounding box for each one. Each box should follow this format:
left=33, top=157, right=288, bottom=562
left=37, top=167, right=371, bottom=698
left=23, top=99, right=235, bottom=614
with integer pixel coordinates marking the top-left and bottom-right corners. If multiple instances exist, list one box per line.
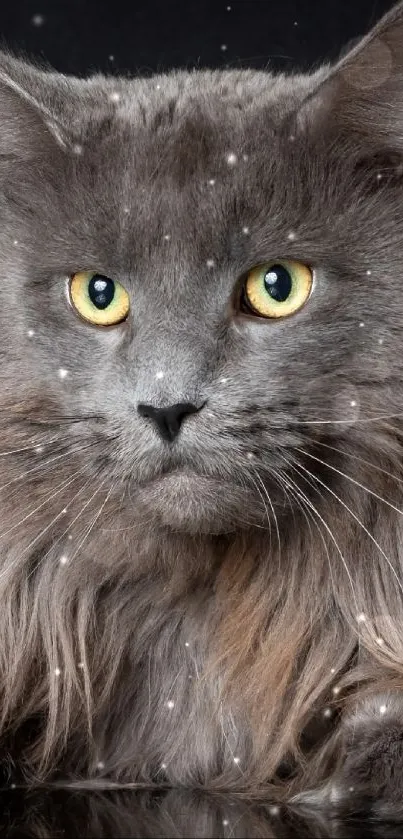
left=1, top=788, right=403, bottom=838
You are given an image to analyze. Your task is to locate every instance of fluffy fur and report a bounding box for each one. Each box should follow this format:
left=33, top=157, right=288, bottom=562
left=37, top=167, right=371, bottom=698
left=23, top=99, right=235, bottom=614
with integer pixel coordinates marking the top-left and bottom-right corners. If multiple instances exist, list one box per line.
left=0, top=0, right=403, bottom=807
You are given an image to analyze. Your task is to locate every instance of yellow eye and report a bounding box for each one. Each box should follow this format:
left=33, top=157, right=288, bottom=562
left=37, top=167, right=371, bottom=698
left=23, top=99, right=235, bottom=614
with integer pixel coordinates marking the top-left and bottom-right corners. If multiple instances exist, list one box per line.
left=241, top=259, right=313, bottom=319
left=69, top=271, right=130, bottom=326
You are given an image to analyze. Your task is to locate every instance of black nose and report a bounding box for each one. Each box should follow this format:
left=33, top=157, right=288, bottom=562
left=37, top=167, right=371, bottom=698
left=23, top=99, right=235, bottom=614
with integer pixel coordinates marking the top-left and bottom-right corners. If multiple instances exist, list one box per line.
left=137, top=401, right=202, bottom=443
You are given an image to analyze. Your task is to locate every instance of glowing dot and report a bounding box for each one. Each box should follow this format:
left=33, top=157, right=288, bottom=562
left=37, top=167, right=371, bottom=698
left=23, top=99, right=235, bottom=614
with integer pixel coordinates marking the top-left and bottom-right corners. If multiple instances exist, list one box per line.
left=109, top=55, right=114, bottom=61
left=330, top=667, right=336, bottom=674
left=242, top=226, right=250, bottom=234
left=35, top=445, right=44, bottom=454
left=164, top=234, right=171, bottom=241
left=378, top=338, right=384, bottom=345
left=226, top=152, right=237, bottom=166
left=155, top=371, right=164, bottom=380
left=233, top=756, right=240, bottom=764
left=206, top=259, right=215, bottom=268
left=243, top=154, right=249, bottom=161
left=348, top=786, right=354, bottom=792
left=10, top=783, right=16, bottom=789
left=207, top=411, right=214, bottom=418
left=123, top=207, right=130, bottom=214
left=289, top=134, right=295, bottom=141
left=287, top=231, right=296, bottom=241
left=223, top=819, right=229, bottom=826
left=226, top=4, right=231, bottom=9
left=221, top=44, right=228, bottom=51
left=220, top=377, right=229, bottom=383
left=293, top=20, right=298, bottom=26
left=13, top=239, right=19, bottom=245
left=208, top=178, right=216, bottom=185
left=332, top=685, right=341, bottom=695
left=376, top=173, right=383, bottom=181
left=72, top=144, right=83, bottom=155
left=380, top=704, right=387, bottom=715
left=54, top=667, right=61, bottom=676
left=246, top=452, right=254, bottom=459
left=32, top=14, right=45, bottom=26
left=62, top=508, right=67, bottom=514
left=27, top=329, right=35, bottom=338
left=78, top=662, right=84, bottom=669
left=359, top=322, right=365, bottom=328
left=185, top=642, right=190, bottom=647
left=161, top=762, right=167, bottom=769
left=376, top=637, right=384, bottom=646
left=156, top=84, right=161, bottom=90
left=366, top=270, right=372, bottom=276
left=323, top=707, right=332, bottom=718
left=59, top=555, right=68, bottom=566
left=68, top=534, right=73, bottom=540
left=109, top=91, right=120, bottom=102
left=350, top=400, right=357, bottom=407
left=357, top=613, right=367, bottom=623
left=166, top=700, right=175, bottom=709
left=58, top=368, right=68, bottom=380
left=97, top=761, right=105, bottom=769
left=269, top=806, right=280, bottom=816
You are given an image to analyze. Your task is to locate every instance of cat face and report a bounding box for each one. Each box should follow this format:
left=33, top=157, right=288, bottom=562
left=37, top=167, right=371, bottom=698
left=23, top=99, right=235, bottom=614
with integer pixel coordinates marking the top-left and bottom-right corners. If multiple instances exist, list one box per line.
left=1, top=7, right=403, bottom=537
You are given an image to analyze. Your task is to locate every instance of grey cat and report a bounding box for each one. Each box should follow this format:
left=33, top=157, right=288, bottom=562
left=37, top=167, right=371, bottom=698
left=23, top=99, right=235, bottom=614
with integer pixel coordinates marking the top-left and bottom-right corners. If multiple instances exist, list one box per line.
left=0, top=0, right=403, bottom=813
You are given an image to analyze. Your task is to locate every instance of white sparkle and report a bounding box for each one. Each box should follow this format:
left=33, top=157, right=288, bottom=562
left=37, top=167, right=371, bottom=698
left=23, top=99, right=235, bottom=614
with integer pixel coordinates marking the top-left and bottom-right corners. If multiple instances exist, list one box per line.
left=233, top=756, right=240, bottom=764
left=226, top=4, right=231, bottom=9
left=226, top=152, right=238, bottom=166
left=243, top=154, right=249, bottom=161
left=97, top=761, right=105, bottom=770
left=269, top=806, right=280, bottom=816
left=330, top=667, right=336, bottom=674
left=35, top=445, right=44, bottom=454
left=58, top=368, right=68, bottom=380
left=166, top=700, right=175, bottom=709
left=123, top=207, right=130, bottom=214
left=207, top=411, right=214, bottom=419
left=68, top=534, right=73, bottom=540
left=206, top=259, right=215, bottom=268
left=208, top=178, right=216, bottom=185
left=293, top=20, right=298, bottom=26
left=59, top=555, right=68, bottom=566
left=10, top=783, right=16, bottom=789
left=109, top=55, right=114, bottom=61
left=31, top=14, right=45, bottom=26
left=380, top=704, right=387, bottom=715
left=376, top=173, right=383, bottom=181
left=185, top=642, right=190, bottom=647
left=287, top=231, right=296, bottom=241
left=223, top=819, right=229, bottom=826
left=350, top=400, right=357, bottom=407
left=359, top=321, right=365, bottom=328
left=242, top=226, right=250, bottom=235
left=376, top=636, right=384, bottom=646
left=72, top=143, right=83, bottom=155
left=220, top=44, right=228, bottom=51
left=109, top=91, right=120, bottom=103
left=378, top=338, right=384, bottom=345
left=348, top=786, right=354, bottom=792
left=13, top=239, right=18, bottom=245
left=161, top=762, right=167, bottom=769
left=155, top=371, right=164, bottom=380
left=78, top=662, right=84, bottom=669
left=54, top=667, right=61, bottom=677
left=323, top=707, right=332, bottom=718
left=62, top=508, right=67, bottom=514
left=366, top=270, right=372, bottom=276
left=332, top=685, right=341, bottom=695
left=164, top=234, right=171, bottom=241
left=357, top=612, right=367, bottom=623
left=289, top=134, right=295, bottom=141
left=156, top=84, right=161, bottom=90
left=246, top=452, right=254, bottom=459
left=220, top=377, right=229, bottom=384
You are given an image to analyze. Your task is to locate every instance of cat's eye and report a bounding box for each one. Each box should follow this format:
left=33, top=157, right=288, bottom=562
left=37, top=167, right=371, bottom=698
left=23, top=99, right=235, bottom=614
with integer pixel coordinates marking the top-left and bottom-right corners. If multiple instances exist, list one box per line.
left=69, top=271, right=130, bottom=326
left=240, top=259, right=313, bottom=319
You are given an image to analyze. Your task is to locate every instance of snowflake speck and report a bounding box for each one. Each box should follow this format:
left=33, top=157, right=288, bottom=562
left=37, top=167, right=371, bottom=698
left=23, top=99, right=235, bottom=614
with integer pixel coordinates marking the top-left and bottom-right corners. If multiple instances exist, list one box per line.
left=350, top=400, right=357, bottom=407
left=226, top=152, right=237, bottom=166
left=380, top=704, right=387, bottom=715
left=269, top=806, right=280, bottom=816
left=164, top=234, right=171, bottom=241
left=31, top=14, right=45, bottom=26
left=166, top=700, right=175, bottom=709
left=242, top=226, right=250, bottom=235
left=356, top=612, right=367, bottom=623
left=185, top=642, right=190, bottom=647
left=220, top=44, right=228, bottom=52
left=376, top=637, right=384, bottom=646
left=72, top=144, right=83, bottom=155
left=223, top=819, right=229, bottom=826
left=366, top=270, right=372, bottom=275
left=108, top=55, right=114, bottom=62
left=78, top=662, right=84, bottom=669
left=59, top=555, right=68, bottom=566
left=206, top=259, right=215, bottom=268
left=27, top=329, right=35, bottom=338
left=330, top=667, right=336, bottom=674
left=243, top=154, right=249, bottom=161
left=97, top=761, right=105, bottom=770
left=287, top=231, right=296, bottom=241
left=58, top=368, right=68, bottom=380
left=13, top=239, right=18, bottom=245
left=323, top=708, right=332, bottom=718
left=161, top=762, right=167, bottom=769
left=54, top=667, right=61, bottom=677
left=155, top=371, right=164, bottom=380
left=332, top=685, right=341, bottom=695
left=378, top=338, right=384, bottom=345
left=208, top=178, right=216, bottom=185
left=359, top=321, right=365, bottom=328
left=233, top=756, right=240, bottom=764
left=109, top=92, right=120, bottom=103
left=35, top=445, right=44, bottom=454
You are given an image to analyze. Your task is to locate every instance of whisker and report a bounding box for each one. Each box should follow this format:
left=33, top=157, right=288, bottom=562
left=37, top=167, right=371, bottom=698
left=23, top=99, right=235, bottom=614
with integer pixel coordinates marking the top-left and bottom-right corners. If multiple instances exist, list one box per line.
left=0, top=441, right=98, bottom=497
left=308, top=439, right=403, bottom=488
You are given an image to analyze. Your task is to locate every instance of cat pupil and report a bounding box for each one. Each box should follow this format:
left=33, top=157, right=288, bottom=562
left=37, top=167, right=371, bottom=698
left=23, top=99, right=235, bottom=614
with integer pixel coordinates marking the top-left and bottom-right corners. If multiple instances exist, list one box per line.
left=88, top=275, right=115, bottom=309
left=264, top=265, right=292, bottom=302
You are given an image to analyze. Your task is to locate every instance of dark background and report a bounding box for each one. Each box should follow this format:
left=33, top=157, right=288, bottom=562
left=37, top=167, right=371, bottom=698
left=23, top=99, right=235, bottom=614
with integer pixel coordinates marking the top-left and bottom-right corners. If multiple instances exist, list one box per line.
left=0, top=0, right=400, bottom=836
left=0, top=0, right=398, bottom=78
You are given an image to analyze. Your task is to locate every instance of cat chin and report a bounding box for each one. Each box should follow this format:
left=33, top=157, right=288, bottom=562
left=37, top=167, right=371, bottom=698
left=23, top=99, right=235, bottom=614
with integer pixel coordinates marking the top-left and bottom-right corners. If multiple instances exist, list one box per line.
left=130, top=472, right=263, bottom=534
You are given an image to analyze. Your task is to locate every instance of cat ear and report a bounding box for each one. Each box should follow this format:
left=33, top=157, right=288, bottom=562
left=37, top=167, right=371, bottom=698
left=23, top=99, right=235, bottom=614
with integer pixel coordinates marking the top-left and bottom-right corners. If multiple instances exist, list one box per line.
left=0, top=51, right=82, bottom=160
left=294, top=1, right=403, bottom=157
